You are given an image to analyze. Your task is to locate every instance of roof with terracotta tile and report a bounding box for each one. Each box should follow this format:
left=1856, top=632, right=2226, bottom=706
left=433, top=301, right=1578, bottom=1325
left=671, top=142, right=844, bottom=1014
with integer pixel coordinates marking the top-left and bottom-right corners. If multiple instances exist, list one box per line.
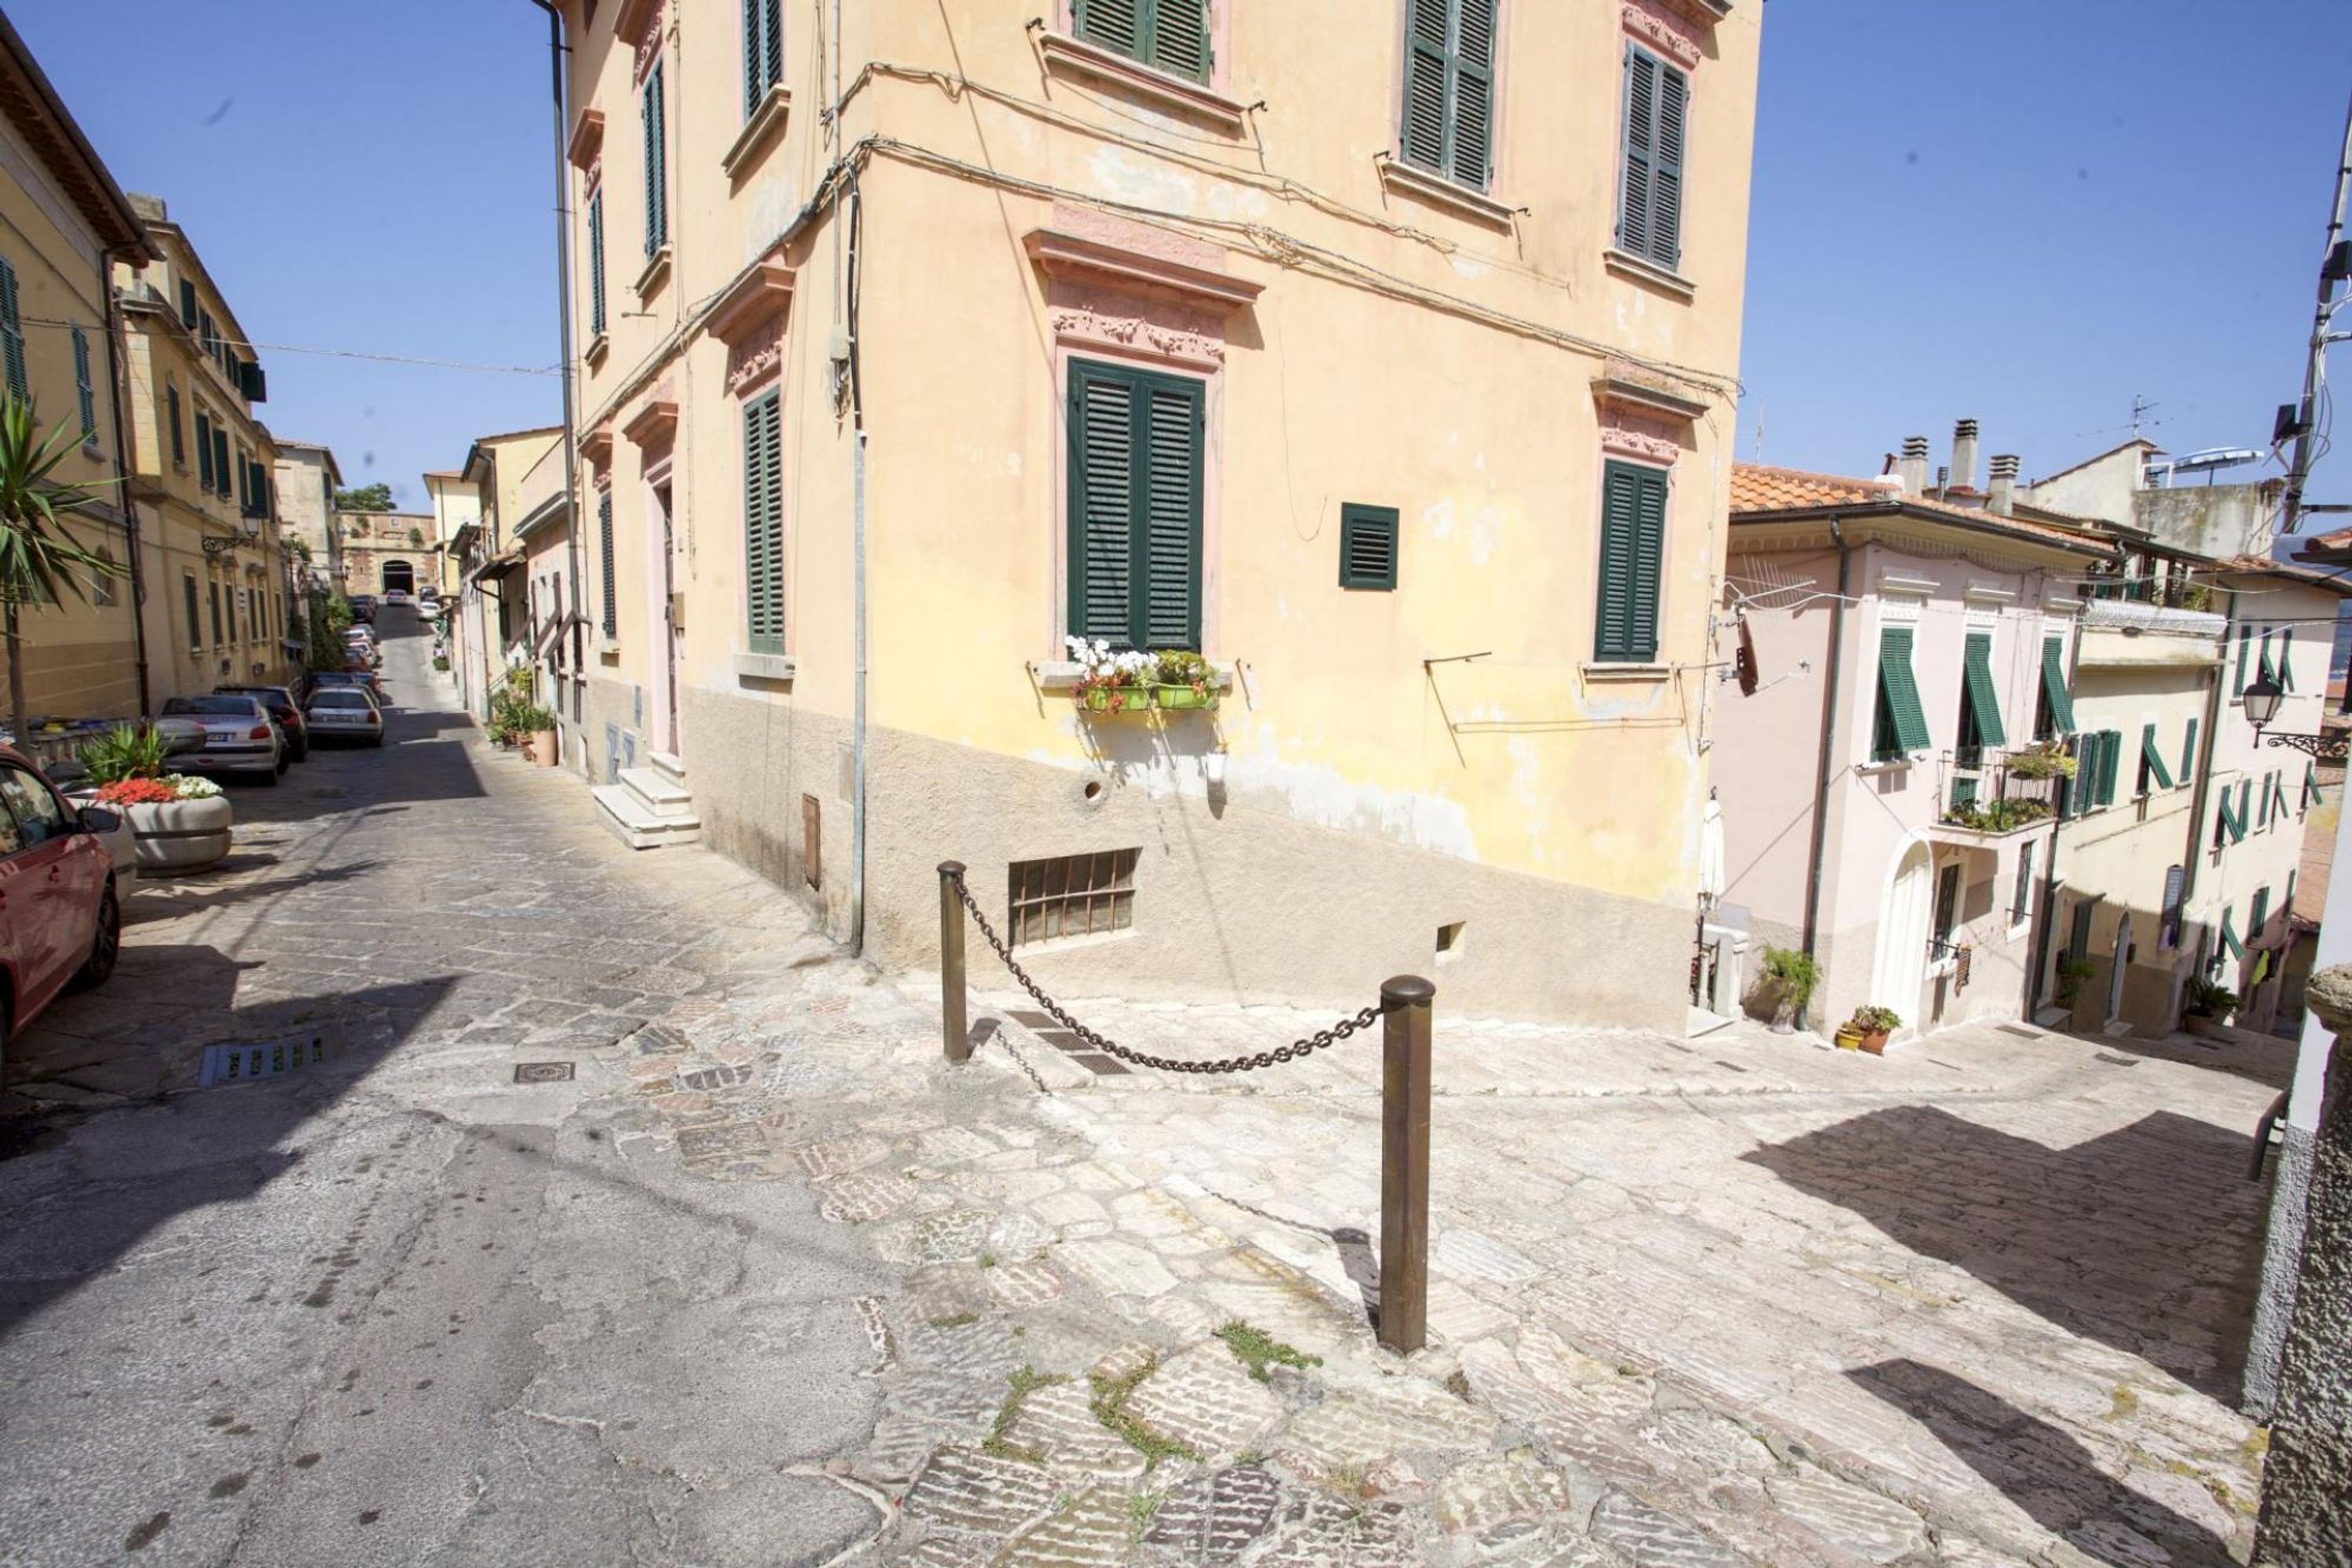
left=2209, top=554, right=2352, bottom=597
left=1729, top=464, right=2120, bottom=556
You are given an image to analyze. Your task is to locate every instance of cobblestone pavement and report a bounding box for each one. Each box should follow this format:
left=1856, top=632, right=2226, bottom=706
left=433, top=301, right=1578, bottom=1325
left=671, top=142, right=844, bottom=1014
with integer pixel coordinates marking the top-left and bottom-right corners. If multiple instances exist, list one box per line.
left=0, top=615, right=2286, bottom=1566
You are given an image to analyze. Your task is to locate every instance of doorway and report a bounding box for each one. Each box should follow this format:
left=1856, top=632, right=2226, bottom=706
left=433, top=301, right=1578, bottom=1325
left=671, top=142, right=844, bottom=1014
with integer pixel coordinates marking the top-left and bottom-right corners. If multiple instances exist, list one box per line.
left=644, top=470, right=680, bottom=757
left=1871, top=838, right=1934, bottom=1030
left=382, top=559, right=415, bottom=596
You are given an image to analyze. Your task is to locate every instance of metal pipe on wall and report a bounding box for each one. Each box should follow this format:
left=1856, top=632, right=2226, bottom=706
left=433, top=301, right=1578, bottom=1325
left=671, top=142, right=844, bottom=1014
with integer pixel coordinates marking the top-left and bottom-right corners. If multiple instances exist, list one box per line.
left=532, top=0, right=587, bottom=756
left=1797, top=517, right=1852, bottom=1026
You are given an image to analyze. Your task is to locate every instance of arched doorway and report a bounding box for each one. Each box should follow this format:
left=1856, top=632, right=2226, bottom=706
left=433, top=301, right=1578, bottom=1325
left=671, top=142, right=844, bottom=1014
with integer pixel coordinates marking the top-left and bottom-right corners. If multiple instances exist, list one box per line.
left=1871, top=837, right=1934, bottom=1032
left=382, top=560, right=415, bottom=596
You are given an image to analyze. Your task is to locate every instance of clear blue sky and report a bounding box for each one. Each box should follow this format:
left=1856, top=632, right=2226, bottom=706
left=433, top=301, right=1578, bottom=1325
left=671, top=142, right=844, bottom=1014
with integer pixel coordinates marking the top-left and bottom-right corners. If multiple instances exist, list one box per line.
left=14, top=3, right=2351, bottom=516
left=13, top=0, right=561, bottom=512
left=1740, top=1, right=2352, bottom=514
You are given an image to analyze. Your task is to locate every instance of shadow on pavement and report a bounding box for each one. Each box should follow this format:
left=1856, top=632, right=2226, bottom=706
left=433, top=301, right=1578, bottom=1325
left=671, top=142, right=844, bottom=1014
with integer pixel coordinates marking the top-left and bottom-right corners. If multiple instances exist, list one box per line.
left=1744, top=1107, right=2267, bottom=1400
left=1849, top=1359, right=2234, bottom=1568
left=0, top=965, right=459, bottom=1337
left=125, top=860, right=383, bottom=924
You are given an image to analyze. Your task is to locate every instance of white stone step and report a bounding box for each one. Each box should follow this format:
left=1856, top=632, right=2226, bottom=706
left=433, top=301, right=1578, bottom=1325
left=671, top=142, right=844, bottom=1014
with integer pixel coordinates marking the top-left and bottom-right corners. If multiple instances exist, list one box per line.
left=618, top=765, right=694, bottom=818
left=648, top=749, right=688, bottom=786
left=593, top=782, right=701, bottom=849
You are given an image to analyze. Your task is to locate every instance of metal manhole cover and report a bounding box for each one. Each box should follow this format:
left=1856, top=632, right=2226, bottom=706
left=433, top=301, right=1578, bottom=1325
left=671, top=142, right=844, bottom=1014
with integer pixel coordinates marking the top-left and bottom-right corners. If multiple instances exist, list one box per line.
left=200, top=1025, right=346, bottom=1087
left=514, top=1062, right=576, bottom=1083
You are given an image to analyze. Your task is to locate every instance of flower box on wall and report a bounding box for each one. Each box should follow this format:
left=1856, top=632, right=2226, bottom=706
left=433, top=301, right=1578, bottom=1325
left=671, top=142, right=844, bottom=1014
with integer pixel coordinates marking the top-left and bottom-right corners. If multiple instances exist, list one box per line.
left=1152, top=684, right=1218, bottom=712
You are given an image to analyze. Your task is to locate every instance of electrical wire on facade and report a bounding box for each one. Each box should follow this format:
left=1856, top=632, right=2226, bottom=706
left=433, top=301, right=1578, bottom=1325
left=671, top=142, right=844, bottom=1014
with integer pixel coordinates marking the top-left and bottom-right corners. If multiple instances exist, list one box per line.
left=17, top=313, right=558, bottom=376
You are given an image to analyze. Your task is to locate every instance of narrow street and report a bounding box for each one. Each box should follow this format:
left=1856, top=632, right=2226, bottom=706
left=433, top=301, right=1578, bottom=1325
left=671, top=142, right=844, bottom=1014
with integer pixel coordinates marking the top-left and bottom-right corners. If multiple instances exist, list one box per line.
left=0, top=612, right=2286, bottom=1566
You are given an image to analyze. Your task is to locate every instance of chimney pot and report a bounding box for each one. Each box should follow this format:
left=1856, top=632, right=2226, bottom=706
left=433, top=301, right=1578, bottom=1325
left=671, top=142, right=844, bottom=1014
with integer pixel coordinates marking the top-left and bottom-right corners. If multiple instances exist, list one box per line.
left=1988, top=454, right=2020, bottom=515
left=1897, top=436, right=1930, bottom=496
left=1951, top=419, right=1980, bottom=496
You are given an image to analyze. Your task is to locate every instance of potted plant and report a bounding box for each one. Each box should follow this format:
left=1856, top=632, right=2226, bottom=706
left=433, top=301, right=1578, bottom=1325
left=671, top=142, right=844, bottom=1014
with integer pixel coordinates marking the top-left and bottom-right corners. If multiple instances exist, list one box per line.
left=2055, top=954, right=2096, bottom=1010
left=1066, top=636, right=1153, bottom=714
left=519, top=706, right=560, bottom=768
left=2005, top=743, right=2078, bottom=782
left=1758, top=946, right=1820, bottom=1033
left=1847, top=1004, right=1901, bottom=1055
left=77, top=725, right=233, bottom=873
left=1151, top=649, right=1219, bottom=711
left=2182, top=976, right=2239, bottom=1038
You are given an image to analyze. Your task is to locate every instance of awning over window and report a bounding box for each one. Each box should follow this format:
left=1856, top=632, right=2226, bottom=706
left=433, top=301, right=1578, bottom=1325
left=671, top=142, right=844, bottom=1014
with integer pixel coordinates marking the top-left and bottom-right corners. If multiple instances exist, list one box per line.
left=1962, top=631, right=2005, bottom=747
left=2140, top=725, right=2174, bottom=792
left=1875, top=626, right=1932, bottom=755
left=2039, top=637, right=2076, bottom=733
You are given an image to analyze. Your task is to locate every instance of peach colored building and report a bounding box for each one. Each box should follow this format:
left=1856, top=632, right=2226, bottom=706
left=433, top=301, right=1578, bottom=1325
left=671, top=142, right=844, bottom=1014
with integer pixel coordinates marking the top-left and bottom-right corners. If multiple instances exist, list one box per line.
left=543, top=0, right=1766, bottom=1025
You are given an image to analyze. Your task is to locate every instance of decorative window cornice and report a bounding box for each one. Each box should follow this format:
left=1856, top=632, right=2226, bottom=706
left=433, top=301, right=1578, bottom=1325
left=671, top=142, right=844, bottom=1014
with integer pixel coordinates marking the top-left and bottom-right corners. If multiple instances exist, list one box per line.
left=1024, top=227, right=1261, bottom=314
left=579, top=424, right=613, bottom=468
left=622, top=396, right=677, bottom=450
left=566, top=107, right=604, bottom=172
left=1621, top=0, right=1704, bottom=71
left=707, top=254, right=795, bottom=345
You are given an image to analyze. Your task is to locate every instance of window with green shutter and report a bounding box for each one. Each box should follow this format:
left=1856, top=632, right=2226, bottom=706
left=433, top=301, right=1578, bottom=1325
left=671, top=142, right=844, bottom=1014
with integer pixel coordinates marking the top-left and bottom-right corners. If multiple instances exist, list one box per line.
left=212, top=427, right=230, bottom=496
left=195, top=411, right=214, bottom=490
left=2036, top=635, right=2075, bottom=738
left=2279, top=626, right=2296, bottom=691
left=209, top=580, right=222, bottom=645
left=642, top=58, right=669, bottom=256
left=1617, top=45, right=1688, bottom=271
left=177, top=278, right=198, bottom=328
left=1594, top=460, right=1666, bottom=663
left=2258, top=630, right=2277, bottom=688
left=2272, top=771, right=2290, bottom=826
left=742, top=389, right=784, bottom=652
left=2138, top=723, right=2173, bottom=793
left=2249, top=885, right=2270, bottom=944
left=586, top=189, right=606, bottom=336
left=2180, top=717, right=2198, bottom=788
left=742, top=0, right=784, bottom=114
left=0, top=256, right=23, bottom=403
left=2094, top=728, right=2122, bottom=808
left=598, top=488, right=617, bottom=637
left=71, top=327, right=96, bottom=443
left=1871, top=625, right=1932, bottom=760
left=165, top=384, right=183, bottom=466
left=1399, top=0, right=1498, bottom=192
left=1338, top=504, right=1399, bottom=590
left=1066, top=358, right=1203, bottom=652
left=2234, top=625, right=2252, bottom=694
left=1073, top=0, right=1211, bottom=84
left=2305, top=760, right=2322, bottom=811
left=1958, top=630, right=2005, bottom=756
left=2220, top=906, right=2244, bottom=961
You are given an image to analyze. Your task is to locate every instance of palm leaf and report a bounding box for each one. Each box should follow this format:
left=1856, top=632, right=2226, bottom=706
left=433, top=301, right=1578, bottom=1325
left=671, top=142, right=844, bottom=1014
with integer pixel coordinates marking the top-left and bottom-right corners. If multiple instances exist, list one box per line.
left=0, top=394, right=125, bottom=609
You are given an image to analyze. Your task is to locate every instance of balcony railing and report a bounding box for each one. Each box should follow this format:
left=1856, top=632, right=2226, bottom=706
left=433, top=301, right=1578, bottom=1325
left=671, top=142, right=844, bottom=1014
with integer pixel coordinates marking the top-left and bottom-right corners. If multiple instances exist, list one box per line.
left=1942, top=751, right=2061, bottom=835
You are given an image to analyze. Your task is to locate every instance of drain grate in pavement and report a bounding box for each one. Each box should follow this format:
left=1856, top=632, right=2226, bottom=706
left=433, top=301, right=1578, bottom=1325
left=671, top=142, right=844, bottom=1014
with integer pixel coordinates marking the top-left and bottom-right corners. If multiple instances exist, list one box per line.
left=514, top=1062, right=576, bottom=1083
left=677, top=1064, right=753, bottom=1091
left=199, top=1025, right=345, bottom=1087
left=2094, top=1051, right=2141, bottom=1067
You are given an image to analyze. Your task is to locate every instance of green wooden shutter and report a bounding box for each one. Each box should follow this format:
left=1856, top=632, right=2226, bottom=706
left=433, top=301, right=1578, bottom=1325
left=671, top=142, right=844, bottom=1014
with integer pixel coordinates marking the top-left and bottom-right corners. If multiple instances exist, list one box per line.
left=2140, top=723, right=2174, bottom=792
left=2305, top=760, right=2321, bottom=811
left=1073, top=0, right=1141, bottom=57
left=1399, top=0, right=1496, bottom=191
left=0, top=256, right=23, bottom=402
left=196, top=412, right=213, bottom=488
left=2180, top=717, right=2198, bottom=786
left=2236, top=779, right=2252, bottom=843
left=587, top=191, right=606, bottom=336
left=1152, top=0, right=1213, bottom=82
left=1339, top=504, right=1399, bottom=590
left=1400, top=0, right=1450, bottom=175
left=761, top=0, right=783, bottom=95
left=2287, top=869, right=2299, bottom=916
left=2274, top=771, right=2291, bottom=824
left=1874, top=626, right=1932, bottom=755
left=2258, top=630, right=2276, bottom=687
left=2249, top=886, right=2270, bottom=945
left=739, top=0, right=786, bottom=111
left=2220, top=906, right=2243, bottom=960
left=1619, top=47, right=1686, bottom=269
left=1140, top=376, right=1204, bottom=649
left=177, top=278, right=198, bottom=328
left=214, top=428, right=230, bottom=495
left=599, top=489, right=617, bottom=636
left=2038, top=636, right=2076, bottom=734
left=166, top=383, right=183, bottom=464
left=72, top=327, right=96, bottom=441
left=2234, top=625, right=2251, bottom=694
left=2280, top=627, right=2296, bottom=691
left=1450, top=0, right=1496, bottom=189
left=742, top=389, right=784, bottom=652
left=743, top=0, right=762, bottom=114
left=1594, top=461, right=1664, bottom=662
left=644, top=60, right=667, bottom=256
left=1069, top=361, right=1134, bottom=645
left=1961, top=632, right=2005, bottom=748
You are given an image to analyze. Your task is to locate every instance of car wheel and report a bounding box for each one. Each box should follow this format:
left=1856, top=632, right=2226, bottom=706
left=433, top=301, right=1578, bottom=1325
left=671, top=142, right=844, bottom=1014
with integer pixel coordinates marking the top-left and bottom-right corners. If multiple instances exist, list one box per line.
left=253, top=765, right=279, bottom=787
left=74, top=880, right=120, bottom=990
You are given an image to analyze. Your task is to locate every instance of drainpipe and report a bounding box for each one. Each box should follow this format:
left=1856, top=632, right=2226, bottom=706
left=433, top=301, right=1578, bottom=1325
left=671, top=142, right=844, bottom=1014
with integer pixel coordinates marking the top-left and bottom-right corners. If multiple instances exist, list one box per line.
left=2179, top=589, right=2234, bottom=918
left=100, top=263, right=151, bottom=713
left=2031, top=601, right=2088, bottom=1009
left=1798, top=517, right=1853, bottom=1026
left=846, top=171, right=868, bottom=956
left=532, top=0, right=586, bottom=751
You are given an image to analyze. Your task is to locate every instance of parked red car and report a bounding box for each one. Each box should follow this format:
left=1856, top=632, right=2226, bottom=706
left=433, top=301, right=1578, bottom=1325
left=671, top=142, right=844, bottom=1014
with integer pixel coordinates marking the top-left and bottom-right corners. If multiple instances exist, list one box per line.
left=0, top=745, right=121, bottom=1082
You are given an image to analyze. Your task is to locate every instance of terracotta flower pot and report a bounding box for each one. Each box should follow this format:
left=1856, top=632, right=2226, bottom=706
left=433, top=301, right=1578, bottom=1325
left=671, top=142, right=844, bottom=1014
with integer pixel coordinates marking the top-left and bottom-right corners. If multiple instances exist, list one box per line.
left=531, top=728, right=559, bottom=768
left=125, top=795, right=233, bottom=872
left=1860, top=1029, right=1890, bottom=1055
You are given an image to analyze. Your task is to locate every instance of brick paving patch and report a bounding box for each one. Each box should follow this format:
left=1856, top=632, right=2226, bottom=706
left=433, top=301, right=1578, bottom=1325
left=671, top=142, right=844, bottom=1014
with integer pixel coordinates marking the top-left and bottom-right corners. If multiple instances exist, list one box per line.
left=1120, top=1345, right=1284, bottom=1461
left=1144, top=1464, right=1285, bottom=1564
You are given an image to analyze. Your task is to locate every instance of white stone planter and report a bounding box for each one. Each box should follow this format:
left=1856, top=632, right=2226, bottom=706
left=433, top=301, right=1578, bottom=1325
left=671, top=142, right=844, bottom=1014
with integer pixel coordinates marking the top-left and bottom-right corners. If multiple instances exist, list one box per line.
left=126, top=796, right=234, bottom=873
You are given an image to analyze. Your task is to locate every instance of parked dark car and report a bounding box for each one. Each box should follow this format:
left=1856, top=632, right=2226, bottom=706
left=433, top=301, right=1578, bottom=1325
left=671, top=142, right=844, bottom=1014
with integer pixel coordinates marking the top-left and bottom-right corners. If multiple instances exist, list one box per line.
left=216, top=684, right=310, bottom=762
left=0, top=743, right=122, bottom=1083
left=348, top=594, right=379, bottom=623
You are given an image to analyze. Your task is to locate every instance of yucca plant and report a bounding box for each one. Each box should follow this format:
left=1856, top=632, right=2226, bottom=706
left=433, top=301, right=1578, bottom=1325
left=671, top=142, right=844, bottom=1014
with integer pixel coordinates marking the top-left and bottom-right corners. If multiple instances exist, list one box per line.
left=0, top=394, right=126, bottom=744
left=75, top=723, right=171, bottom=786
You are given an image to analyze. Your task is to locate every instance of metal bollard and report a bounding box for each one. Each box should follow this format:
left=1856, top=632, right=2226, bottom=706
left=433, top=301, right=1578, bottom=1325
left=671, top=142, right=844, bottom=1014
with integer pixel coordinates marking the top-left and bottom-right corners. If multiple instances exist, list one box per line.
left=1378, top=974, right=1433, bottom=1354
left=939, top=862, right=970, bottom=1063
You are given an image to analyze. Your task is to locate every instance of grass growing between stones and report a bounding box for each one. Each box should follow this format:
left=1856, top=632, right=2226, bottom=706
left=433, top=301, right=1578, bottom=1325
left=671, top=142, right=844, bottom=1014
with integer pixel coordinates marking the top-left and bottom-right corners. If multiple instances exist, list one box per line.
left=927, top=1312, right=980, bottom=1330
left=1215, top=1319, right=1322, bottom=1383
left=981, top=1365, right=1066, bottom=1465
left=1090, top=1354, right=1200, bottom=1469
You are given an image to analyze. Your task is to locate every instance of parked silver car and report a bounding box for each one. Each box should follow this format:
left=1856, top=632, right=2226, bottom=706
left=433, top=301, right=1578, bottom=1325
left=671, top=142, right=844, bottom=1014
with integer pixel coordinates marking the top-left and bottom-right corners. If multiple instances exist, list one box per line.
left=303, top=686, right=383, bottom=746
left=157, top=694, right=285, bottom=784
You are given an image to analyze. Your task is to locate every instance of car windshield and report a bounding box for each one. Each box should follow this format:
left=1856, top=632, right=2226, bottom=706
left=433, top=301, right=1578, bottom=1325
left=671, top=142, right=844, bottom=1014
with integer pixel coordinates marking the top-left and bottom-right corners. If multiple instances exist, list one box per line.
left=162, top=696, right=259, bottom=717
left=312, top=691, right=373, bottom=710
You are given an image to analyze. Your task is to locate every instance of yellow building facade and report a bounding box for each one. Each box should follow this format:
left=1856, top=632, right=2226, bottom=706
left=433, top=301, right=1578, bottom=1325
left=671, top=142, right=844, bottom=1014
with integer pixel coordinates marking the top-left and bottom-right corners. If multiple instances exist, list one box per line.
left=0, top=16, right=157, bottom=728
left=555, top=0, right=1761, bottom=1024
left=116, top=194, right=295, bottom=702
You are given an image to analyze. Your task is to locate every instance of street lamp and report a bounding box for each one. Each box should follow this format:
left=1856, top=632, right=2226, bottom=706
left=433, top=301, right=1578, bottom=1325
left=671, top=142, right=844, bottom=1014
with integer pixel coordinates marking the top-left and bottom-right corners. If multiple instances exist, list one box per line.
left=2244, top=670, right=2347, bottom=760
left=2245, top=672, right=2285, bottom=731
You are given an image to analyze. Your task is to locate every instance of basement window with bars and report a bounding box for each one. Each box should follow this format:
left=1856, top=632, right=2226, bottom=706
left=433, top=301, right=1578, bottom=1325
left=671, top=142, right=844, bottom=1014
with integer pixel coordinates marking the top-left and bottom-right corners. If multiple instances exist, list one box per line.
left=1338, top=503, right=1399, bottom=590
left=1007, top=848, right=1139, bottom=948
left=1072, top=0, right=1213, bottom=85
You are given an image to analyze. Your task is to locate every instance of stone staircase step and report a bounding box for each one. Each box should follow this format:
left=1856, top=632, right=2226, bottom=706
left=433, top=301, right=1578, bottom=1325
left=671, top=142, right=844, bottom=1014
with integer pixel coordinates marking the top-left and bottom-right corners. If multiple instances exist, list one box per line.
left=617, top=766, right=694, bottom=818
left=593, top=782, right=701, bottom=850
left=648, top=749, right=688, bottom=786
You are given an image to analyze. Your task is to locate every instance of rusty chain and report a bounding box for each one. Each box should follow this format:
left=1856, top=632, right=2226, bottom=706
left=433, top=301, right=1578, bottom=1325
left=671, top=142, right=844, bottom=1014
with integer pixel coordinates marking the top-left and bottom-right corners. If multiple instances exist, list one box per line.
left=946, top=869, right=1385, bottom=1074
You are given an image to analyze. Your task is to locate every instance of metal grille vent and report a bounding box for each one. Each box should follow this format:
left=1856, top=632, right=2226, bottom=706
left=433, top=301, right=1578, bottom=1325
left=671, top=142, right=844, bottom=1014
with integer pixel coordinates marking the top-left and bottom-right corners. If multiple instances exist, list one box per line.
left=199, top=1025, right=343, bottom=1087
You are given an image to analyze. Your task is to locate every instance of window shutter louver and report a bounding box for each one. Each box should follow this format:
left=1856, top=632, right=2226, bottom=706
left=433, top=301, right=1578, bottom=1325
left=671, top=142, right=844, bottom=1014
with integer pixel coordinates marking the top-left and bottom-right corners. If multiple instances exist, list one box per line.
left=1339, top=505, right=1400, bottom=590
left=2039, top=636, right=2076, bottom=733
left=762, top=0, right=783, bottom=95
left=196, top=412, right=213, bottom=489
left=1074, top=0, right=1142, bottom=56
left=1070, top=365, right=1135, bottom=645
left=1650, top=61, right=1686, bottom=269
left=1152, top=0, right=1213, bottom=84
left=167, top=384, right=183, bottom=464
left=1620, top=49, right=1656, bottom=260
left=0, top=257, right=23, bottom=402
left=72, top=327, right=95, bottom=440
left=743, top=0, right=761, bottom=116
left=214, top=428, right=230, bottom=495
left=2180, top=717, right=2198, bottom=786
left=1399, top=0, right=1497, bottom=191
left=1594, top=462, right=1666, bottom=662
left=599, top=490, right=617, bottom=636
left=1400, top=0, right=1450, bottom=175
left=1961, top=632, right=2005, bottom=747
left=742, top=390, right=785, bottom=652
left=2250, top=886, right=2270, bottom=944
left=1873, top=626, right=1933, bottom=755
left=1142, top=380, right=1203, bottom=649
left=2140, top=723, right=2174, bottom=792
left=2281, top=627, right=2296, bottom=691
left=644, top=61, right=667, bottom=256
left=1067, top=360, right=1204, bottom=652
left=587, top=191, right=606, bottom=335
left=1450, top=0, right=1496, bottom=189
left=2234, top=626, right=2251, bottom=693
left=177, top=278, right=198, bottom=328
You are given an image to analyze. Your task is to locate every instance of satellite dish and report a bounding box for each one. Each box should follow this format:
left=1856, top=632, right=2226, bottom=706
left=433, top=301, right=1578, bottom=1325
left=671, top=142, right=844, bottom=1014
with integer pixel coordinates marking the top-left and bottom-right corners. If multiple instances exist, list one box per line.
left=2170, top=448, right=2264, bottom=474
